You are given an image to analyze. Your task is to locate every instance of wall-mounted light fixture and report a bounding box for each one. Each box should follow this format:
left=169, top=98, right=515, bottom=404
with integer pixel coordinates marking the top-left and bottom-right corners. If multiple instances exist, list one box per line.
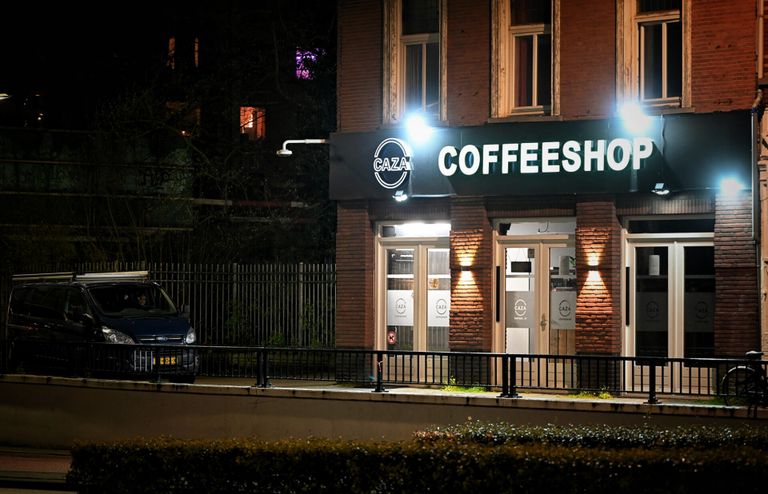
left=393, top=190, right=408, bottom=202
left=276, top=139, right=328, bottom=157
left=651, top=182, right=670, bottom=196
left=719, top=176, right=744, bottom=197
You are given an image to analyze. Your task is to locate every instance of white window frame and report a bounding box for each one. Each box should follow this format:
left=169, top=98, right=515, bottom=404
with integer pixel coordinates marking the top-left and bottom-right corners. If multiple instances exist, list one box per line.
left=492, top=0, right=559, bottom=118
left=383, top=0, right=447, bottom=125
left=617, top=0, right=690, bottom=109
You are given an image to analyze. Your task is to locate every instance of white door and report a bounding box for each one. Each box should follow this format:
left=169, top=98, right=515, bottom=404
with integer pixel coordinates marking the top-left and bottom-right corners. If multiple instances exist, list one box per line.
left=627, top=239, right=715, bottom=392
left=496, top=239, right=576, bottom=388
left=379, top=241, right=450, bottom=383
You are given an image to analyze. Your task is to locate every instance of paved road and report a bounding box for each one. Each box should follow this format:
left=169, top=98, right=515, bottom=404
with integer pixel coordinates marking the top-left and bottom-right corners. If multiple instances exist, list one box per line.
left=0, top=447, right=72, bottom=493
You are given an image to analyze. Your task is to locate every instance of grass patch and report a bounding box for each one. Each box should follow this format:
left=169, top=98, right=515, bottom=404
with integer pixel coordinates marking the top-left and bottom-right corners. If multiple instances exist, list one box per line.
left=570, top=387, right=613, bottom=400
left=441, top=377, right=487, bottom=393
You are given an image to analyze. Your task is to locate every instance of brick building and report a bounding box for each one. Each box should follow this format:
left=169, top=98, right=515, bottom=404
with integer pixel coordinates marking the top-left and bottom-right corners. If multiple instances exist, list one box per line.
left=329, top=0, right=765, bottom=367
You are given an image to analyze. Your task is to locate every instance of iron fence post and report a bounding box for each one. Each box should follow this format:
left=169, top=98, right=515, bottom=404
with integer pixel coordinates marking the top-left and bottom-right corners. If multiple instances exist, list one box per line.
left=258, top=348, right=270, bottom=388
left=373, top=351, right=386, bottom=393
left=508, top=355, right=521, bottom=398
left=646, top=359, right=659, bottom=404
left=499, top=355, right=509, bottom=397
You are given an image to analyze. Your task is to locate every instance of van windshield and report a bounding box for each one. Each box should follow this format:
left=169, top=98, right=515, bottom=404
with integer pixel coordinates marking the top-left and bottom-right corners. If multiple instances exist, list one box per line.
left=87, top=284, right=177, bottom=317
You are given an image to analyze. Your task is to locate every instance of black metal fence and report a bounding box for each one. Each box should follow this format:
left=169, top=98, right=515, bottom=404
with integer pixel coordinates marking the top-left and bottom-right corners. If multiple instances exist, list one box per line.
left=1, top=262, right=336, bottom=347
left=3, top=341, right=766, bottom=404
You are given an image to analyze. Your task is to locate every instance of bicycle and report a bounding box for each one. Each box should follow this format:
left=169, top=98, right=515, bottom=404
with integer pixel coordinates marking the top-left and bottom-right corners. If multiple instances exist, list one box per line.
left=720, top=350, right=768, bottom=407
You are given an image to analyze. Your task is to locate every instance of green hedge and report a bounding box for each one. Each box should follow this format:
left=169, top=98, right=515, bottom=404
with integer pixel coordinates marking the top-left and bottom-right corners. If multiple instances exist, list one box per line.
left=414, top=421, right=768, bottom=449
left=67, top=424, right=768, bottom=493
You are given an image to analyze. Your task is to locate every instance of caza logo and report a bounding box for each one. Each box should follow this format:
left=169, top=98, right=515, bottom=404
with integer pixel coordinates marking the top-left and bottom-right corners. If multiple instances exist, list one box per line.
left=373, top=138, right=412, bottom=189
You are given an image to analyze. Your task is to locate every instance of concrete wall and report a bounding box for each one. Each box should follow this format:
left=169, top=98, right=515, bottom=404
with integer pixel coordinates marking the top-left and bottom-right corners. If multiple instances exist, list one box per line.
left=1, top=376, right=765, bottom=449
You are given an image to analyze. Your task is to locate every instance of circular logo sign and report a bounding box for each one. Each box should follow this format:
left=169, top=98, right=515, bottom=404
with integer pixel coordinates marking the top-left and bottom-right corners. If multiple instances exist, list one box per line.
left=372, top=138, right=412, bottom=190
left=514, top=299, right=527, bottom=318
left=395, top=298, right=407, bottom=315
left=646, top=301, right=660, bottom=319
left=558, top=300, right=572, bottom=318
left=695, top=301, right=709, bottom=320
left=436, top=298, right=448, bottom=315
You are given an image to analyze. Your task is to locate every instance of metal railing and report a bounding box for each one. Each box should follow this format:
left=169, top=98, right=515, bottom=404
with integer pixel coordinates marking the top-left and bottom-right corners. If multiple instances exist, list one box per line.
left=1, top=262, right=336, bottom=347
left=3, top=341, right=766, bottom=404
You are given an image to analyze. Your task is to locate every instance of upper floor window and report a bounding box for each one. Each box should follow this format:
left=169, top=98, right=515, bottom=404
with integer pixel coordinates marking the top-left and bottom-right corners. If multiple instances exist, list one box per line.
left=240, top=106, right=266, bottom=141
left=618, top=0, right=689, bottom=108
left=384, top=0, right=446, bottom=124
left=167, top=37, right=176, bottom=70
left=492, top=0, right=558, bottom=117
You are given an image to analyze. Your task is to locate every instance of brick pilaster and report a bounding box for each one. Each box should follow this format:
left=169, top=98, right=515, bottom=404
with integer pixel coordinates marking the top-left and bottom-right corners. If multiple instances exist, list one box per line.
left=449, top=197, right=493, bottom=351
left=335, top=201, right=375, bottom=349
left=575, top=199, right=622, bottom=355
left=714, top=192, right=759, bottom=356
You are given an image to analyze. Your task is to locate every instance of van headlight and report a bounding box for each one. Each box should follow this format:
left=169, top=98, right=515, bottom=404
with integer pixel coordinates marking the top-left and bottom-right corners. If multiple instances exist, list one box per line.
left=184, top=327, right=196, bottom=344
left=101, top=327, right=135, bottom=344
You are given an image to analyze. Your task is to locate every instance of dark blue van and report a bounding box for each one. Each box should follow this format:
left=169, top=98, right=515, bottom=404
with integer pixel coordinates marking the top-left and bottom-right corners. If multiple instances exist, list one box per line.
left=4, top=272, right=198, bottom=383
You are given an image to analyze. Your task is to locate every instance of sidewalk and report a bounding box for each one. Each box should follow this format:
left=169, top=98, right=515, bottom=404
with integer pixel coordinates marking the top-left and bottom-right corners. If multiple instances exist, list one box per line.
left=0, top=447, right=73, bottom=492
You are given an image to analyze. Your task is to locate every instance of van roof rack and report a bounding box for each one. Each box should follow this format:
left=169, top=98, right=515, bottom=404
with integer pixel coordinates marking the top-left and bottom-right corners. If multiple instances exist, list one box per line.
left=12, top=272, right=75, bottom=283
left=74, top=271, right=150, bottom=282
left=12, top=271, right=150, bottom=283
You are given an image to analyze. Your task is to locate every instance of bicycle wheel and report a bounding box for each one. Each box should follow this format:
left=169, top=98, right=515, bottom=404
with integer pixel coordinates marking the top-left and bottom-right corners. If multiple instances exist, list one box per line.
left=721, top=366, right=760, bottom=406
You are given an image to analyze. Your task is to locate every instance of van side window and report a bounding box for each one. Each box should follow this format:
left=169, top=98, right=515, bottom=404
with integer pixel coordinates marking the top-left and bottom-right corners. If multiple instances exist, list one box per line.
left=25, top=286, right=66, bottom=321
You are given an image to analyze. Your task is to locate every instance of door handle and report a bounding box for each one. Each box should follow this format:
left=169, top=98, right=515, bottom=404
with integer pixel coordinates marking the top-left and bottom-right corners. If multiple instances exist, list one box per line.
left=540, top=315, right=547, bottom=330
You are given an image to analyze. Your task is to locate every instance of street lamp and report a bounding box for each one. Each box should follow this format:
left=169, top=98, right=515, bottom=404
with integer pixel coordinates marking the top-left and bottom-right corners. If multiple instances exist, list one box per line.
left=276, top=139, right=328, bottom=157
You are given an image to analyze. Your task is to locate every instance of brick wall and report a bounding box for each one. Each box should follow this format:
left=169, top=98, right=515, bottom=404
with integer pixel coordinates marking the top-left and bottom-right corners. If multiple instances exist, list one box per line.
left=714, top=192, right=759, bottom=356
left=575, top=199, right=622, bottom=355
left=337, top=0, right=382, bottom=132
left=559, top=0, right=616, bottom=119
left=446, top=0, right=490, bottom=126
left=335, top=201, right=375, bottom=348
left=691, top=1, right=757, bottom=112
left=449, top=197, right=493, bottom=351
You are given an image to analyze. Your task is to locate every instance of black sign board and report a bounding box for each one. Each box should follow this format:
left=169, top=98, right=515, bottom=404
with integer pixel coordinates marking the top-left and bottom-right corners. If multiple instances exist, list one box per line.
left=328, top=111, right=751, bottom=200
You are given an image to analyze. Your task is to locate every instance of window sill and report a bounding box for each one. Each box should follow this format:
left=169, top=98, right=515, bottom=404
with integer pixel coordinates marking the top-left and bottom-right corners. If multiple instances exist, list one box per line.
left=487, top=114, right=562, bottom=124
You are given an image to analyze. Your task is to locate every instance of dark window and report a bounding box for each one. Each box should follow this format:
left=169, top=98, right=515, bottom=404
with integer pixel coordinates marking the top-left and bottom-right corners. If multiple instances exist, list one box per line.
left=627, top=219, right=714, bottom=234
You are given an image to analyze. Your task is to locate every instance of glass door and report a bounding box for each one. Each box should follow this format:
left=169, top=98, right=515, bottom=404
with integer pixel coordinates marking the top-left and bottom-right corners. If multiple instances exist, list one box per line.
left=380, top=240, right=451, bottom=384
left=499, top=242, right=575, bottom=357
left=628, top=240, right=715, bottom=392
left=384, top=245, right=450, bottom=352
left=497, top=239, right=576, bottom=388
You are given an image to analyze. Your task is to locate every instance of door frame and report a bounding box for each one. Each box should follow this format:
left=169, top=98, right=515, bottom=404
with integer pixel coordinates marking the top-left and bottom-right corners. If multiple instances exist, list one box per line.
left=493, top=232, right=574, bottom=355
left=622, top=232, right=714, bottom=359
left=375, top=235, right=450, bottom=352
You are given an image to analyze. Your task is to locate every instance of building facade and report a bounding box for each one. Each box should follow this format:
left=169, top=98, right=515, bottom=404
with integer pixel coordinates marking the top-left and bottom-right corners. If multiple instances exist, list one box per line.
left=331, top=0, right=765, bottom=364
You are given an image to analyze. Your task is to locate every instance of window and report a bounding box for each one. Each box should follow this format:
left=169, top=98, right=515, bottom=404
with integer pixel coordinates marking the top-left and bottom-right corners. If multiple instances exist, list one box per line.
left=618, top=0, right=689, bottom=108
left=240, top=106, right=266, bottom=141
left=493, top=0, right=558, bottom=117
left=167, top=37, right=176, bottom=70
left=296, top=48, right=324, bottom=80
left=384, top=0, right=446, bottom=124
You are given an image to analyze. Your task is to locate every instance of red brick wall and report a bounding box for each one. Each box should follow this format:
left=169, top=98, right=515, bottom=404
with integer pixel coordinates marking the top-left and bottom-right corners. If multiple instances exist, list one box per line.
left=575, top=199, right=622, bottom=355
left=337, top=0, right=382, bottom=132
left=449, top=197, right=493, bottom=351
left=559, top=0, right=616, bottom=119
left=446, top=0, right=490, bottom=126
left=691, top=0, right=757, bottom=112
left=335, top=201, right=376, bottom=348
left=714, top=193, right=759, bottom=356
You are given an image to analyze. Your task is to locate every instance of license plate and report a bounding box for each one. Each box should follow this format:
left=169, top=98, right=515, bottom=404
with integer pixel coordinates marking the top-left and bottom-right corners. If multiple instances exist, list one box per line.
left=155, top=356, right=177, bottom=366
